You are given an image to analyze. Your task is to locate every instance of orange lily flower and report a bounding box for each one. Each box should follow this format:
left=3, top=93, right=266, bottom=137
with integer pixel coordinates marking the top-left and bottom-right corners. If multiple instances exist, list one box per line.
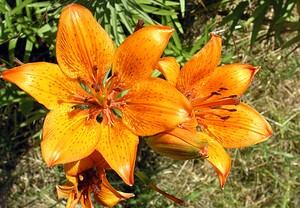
left=57, top=151, right=134, bottom=207
left=149, top=34, right=272, bottom=188
left=1, top=4, right=191, bottom=185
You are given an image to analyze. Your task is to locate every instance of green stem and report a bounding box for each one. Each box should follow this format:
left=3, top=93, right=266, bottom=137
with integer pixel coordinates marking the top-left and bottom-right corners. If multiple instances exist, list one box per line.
left=135, top=169, right=185, bottom=205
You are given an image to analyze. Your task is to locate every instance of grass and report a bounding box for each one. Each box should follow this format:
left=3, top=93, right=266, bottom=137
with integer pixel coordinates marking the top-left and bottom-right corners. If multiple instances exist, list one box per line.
left=0, top=1, right=299, bottom=207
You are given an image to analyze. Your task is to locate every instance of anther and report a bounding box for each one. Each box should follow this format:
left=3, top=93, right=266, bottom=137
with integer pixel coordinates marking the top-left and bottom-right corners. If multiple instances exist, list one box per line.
left=211, top=91, right=222, bottom=96
left=113, top=71, right=119, bottom=77
left=93, top=65, right=99, bottom=71
left=198, top=146, right=208, bottom=158
left=228, top=95, right=240, bottom=105
left=134, top=18, right=145, bottom=32
left=220, top=116, right=230, bottom=120
left=227, top=109, right=237, bottom=112
left=210, top=106, right=221, bottom=109
left=92, top=83, right=101, bottom=92
left=196, top=125, right=202, bottom=132
left=91, top=184, right=101, bottom=194
left=219, top=87, right=228, bottom=91
left=84, top=97, right=91, bottom=103
left=229, top=95, right=238, bottom=98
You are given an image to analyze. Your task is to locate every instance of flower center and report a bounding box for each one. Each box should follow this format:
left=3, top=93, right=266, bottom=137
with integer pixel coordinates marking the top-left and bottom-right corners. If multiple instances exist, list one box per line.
left=71, top=72, right=127, bottom=125
left=77, top=169, right=103, bottom=195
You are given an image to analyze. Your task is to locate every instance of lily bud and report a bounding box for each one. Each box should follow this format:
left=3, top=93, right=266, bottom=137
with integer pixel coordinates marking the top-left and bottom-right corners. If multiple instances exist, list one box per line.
left=146, top=132, right=208, bottom=160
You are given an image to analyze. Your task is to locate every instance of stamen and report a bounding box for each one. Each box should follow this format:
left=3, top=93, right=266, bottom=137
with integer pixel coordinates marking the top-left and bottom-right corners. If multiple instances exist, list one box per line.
left=198, top=146, right=208, bottom=158
left=219, top=87, right=228, bottom=91
left=93, top=65, right=98, bottom=71
left=210, top=106, right=221, bottom=109
left=84, top=97, right=92, bottom=103
left=220, top=116, right=230, bottom=120
left=113, top=71, right=119, bottom=77
left=91, top=83, right=101, bottom=92
left=228, top=95, right=240, bottom=105
left=211, top=91, right=222, bottom=96
left=134, top=18, right=145, bottom=32
left=91, top=184, right=101, bottom=194
left=68, top=109, right=81, bottom=118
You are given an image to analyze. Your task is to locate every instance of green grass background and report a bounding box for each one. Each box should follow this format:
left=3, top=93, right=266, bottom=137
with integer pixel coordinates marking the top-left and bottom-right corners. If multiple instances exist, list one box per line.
left=0, top=0, right=299, bottom=207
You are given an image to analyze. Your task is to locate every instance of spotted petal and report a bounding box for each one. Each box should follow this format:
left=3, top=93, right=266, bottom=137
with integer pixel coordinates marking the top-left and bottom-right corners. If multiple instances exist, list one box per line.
left=96, top=119, right=138, bottom=186
left=41, top=105, right=102, bottom=167
left=64, top=151, right=110, bottom=176
left=200, top=133, right=231, bottom=189
left=176, top=34, right=222, bottom=97
left=95, top=171, right=134, bottom=207
left=1, top=62, right=90, bottom=110
left=113, top=25, right=173, bottom=88
left=156, top=57, right=180, bottom=86
left=199, top=103, right=272, bottom=148
left=120, top=78, right=192, bottom=136
left=56, top=4, right=114, bottom=84
left=191, top=64, right=259, bottom=107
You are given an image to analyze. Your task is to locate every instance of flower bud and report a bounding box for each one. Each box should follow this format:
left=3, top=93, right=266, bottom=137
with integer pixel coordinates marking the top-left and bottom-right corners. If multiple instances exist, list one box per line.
left=146, top=132, right=208, bottom=160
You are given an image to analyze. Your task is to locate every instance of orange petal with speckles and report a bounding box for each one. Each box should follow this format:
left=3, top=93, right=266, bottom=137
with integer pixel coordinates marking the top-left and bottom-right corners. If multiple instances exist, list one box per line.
left=198, top=102, right=272, bottom=148
left=1, top=62, right=90, bottom=110
left=113, top=25, right=173, bottom=88
left=96, top=119, right=138, bottom=186
left=156, top=57, right=180, bottom=86
left=64, top=151, right=110, bottom=177
left=120, top=78, right=192, bottom=136
left=56, top=4, right=114, bottom=85
left=64, top=151, right=110, bottom=186
left=95, top=170, right=134, bottom=207
left=176, top=34, right=222, bottom=97
left=201, top=133, right=231, bottom=189
left=41, top=105, right=101, bottom=167
left=191, top=64, right=259, bottom=108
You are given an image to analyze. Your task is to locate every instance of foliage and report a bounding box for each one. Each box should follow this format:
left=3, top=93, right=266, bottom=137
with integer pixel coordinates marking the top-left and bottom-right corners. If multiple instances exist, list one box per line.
left=0, top=0, right=299, bottom=207
left=218, top=0, right=300, bottom=49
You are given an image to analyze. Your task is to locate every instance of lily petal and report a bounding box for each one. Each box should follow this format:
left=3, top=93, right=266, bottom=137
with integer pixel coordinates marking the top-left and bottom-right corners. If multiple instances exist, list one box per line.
left=201, top=134, right=231, bottom=189
left=176, top=34, right=222, bottom=97
left=199, top=103, right=272, bottom=148
left=64, top=151, right=109, bottom=177
left=113, top=25, right=173, bottom=88
left=56, top=182, right=74, bottom=199
left=96, top=119, right=138, bottom=185
left=120, top=78, right=192, bottom=136
left=95, top=171, right=134, bottom=207
left=41, top=105, right=101, bottom=167
left=156, top=57, right=180, bottom=86
left=191, top=64, right=260, bottom=106
left=56, top=4, right=114, bottom=84
left=1, top=62, right=89, bottom=110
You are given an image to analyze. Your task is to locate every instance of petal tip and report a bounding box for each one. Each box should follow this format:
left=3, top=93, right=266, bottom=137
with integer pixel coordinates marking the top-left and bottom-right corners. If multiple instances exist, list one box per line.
left=118, top=166, right=135, bottom=186
left=210, top=32, right=221, bottom=39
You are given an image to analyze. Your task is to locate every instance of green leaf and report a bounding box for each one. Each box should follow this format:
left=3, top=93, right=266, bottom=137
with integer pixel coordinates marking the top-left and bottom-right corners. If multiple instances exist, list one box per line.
left=250, top=0, right=269, bottom=47
left=220, top=1, right=249, bottom=26
left=281, top=34, right=300, bottom=49
left=11, top=0, right=33, bottom=15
